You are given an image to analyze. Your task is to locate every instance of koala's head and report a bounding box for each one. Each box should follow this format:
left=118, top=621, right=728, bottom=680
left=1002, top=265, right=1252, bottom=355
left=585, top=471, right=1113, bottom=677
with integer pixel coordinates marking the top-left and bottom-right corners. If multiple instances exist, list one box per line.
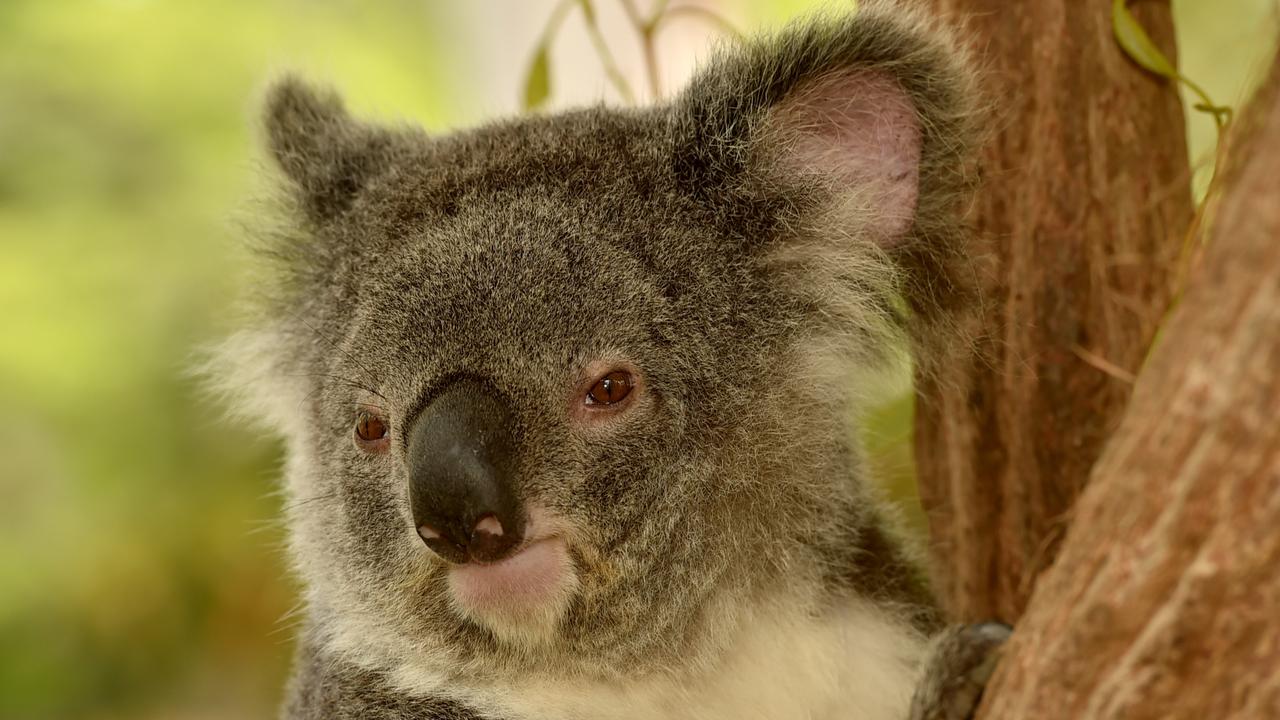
left=223, top=4, right=977, bottom=688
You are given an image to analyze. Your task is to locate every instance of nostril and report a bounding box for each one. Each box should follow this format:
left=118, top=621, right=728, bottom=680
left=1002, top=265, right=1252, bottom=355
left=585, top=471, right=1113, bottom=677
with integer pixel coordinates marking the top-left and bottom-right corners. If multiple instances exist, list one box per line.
left=415, top=515, right=522, bottom=565
left=468, top=514, right=520, bottom=564
left=473, top=515, right=504, bottom=538
left=417, top=522, right=469, bottom=564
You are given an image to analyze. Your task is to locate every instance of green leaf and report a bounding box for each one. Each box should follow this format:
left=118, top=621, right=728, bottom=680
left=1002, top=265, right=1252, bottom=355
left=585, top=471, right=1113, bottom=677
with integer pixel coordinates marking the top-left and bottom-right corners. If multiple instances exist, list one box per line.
left=1111, top=0, right=1177, bottom=79
left=522, top=44, right=551, bottom=111
left=1111, top=0, right=1231, bottom=131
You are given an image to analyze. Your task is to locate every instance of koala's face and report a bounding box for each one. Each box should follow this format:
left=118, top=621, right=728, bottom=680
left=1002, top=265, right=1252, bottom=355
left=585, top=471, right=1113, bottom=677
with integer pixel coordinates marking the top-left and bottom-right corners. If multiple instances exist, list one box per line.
left=235, top=10, right=975, bottom=685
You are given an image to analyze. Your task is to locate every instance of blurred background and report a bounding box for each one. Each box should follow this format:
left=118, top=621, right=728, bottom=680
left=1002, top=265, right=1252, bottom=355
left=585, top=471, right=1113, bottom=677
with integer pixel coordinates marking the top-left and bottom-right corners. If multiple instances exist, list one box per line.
left=0, top=1, right=1275, bottom=718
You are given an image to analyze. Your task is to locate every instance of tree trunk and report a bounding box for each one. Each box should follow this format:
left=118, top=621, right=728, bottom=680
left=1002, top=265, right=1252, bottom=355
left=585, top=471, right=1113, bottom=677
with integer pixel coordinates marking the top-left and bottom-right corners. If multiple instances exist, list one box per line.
left=975, top=47, right=1280, bottom=719
left=913, top=0, right=1194, bottom=622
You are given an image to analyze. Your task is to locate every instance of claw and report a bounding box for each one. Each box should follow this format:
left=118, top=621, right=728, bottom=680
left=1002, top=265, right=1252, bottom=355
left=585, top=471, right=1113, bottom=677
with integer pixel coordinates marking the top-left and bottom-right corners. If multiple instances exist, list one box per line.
left=909, top=621, right=1013, bottom=720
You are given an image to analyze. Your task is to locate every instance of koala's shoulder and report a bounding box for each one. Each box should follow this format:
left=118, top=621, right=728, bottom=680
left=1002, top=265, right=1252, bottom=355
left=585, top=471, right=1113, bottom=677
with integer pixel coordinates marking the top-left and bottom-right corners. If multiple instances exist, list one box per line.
left=286, top=633, right=487, bottom=720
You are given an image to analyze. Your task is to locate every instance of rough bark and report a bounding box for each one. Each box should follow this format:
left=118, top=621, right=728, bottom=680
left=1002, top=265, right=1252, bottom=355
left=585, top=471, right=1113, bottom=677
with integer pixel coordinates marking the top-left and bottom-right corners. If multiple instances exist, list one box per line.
left=975, top=48, right=1280, bottom=719
left=913, top=0, right=1194, bottom=622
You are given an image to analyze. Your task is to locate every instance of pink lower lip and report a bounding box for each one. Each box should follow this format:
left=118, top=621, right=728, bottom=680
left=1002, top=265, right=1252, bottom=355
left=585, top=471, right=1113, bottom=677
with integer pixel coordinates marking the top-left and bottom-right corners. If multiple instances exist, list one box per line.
left=447, top=536, right=570, bottom=612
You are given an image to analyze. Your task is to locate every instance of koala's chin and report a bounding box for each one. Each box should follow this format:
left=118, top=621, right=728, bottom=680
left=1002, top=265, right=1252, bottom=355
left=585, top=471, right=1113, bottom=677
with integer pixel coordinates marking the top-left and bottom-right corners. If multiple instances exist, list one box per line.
left=442, top=507, right=580, bottom=648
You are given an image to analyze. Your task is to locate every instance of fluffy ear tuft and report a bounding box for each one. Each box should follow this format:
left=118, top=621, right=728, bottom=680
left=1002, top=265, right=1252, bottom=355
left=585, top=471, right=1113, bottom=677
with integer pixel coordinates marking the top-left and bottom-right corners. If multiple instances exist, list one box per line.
left=262, top=76, right=390, bottom=221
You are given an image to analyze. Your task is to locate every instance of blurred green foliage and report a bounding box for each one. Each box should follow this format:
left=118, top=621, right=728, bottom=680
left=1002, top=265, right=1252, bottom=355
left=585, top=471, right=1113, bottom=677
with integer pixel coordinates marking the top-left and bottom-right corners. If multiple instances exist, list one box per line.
left=0, top=1, right=1273, bottom=718
left=0, top=1, right=465, bottom=717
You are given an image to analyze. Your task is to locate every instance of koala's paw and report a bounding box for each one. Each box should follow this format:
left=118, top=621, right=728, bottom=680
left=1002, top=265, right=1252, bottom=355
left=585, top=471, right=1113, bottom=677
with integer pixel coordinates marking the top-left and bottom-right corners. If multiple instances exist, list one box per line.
left=908, top=621, right=1012, bottom=720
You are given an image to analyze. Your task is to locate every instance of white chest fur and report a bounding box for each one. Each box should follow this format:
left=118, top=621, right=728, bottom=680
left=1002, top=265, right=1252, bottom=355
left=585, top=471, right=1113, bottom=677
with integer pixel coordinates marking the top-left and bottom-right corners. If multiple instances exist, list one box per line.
left=455, top=601, right=926, bottom=720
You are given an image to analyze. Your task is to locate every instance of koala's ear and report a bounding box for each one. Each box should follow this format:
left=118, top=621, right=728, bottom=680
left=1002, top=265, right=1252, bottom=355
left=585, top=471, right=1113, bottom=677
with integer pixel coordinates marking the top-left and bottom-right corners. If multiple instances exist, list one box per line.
left=263, top=77, right=393, bottom=221
left=670, top=7, right=975, bottom=247
left=670, top=7, right=981, bottom=342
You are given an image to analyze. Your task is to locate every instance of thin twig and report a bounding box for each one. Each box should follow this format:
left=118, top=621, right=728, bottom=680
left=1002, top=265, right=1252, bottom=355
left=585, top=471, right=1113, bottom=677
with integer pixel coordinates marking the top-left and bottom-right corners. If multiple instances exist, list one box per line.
left=644, top=0, right=673, bottom=98
left=543, top=0, right=579, bottom=45
left=1071, top=345, right=1138, bottom=384
left=618, top=0, right=659, bottom=97
left=627, top=0, right=671, bottom=99
left=618, top=0, right=645, bottom=27
left=577, top=0, right=636, bottom=104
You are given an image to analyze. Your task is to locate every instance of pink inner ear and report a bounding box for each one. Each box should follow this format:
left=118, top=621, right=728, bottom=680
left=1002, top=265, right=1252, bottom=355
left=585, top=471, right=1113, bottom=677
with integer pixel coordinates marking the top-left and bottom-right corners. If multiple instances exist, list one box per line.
left=773, top=69, right=922, bottom=244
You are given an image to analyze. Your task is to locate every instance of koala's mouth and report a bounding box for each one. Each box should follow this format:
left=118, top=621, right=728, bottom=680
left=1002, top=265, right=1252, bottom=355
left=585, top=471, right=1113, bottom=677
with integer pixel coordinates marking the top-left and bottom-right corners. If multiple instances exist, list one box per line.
left=443, top=508, right=580, bottom=642
left=447, top=535, right=571, bottom=610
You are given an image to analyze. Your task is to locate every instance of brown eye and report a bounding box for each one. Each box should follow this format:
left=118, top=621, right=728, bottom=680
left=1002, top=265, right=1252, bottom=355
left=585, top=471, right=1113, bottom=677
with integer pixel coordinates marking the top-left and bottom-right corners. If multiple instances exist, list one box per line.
left=586, top=371, right=633, bottom=406
left=354, top=411, right=389, bottom=451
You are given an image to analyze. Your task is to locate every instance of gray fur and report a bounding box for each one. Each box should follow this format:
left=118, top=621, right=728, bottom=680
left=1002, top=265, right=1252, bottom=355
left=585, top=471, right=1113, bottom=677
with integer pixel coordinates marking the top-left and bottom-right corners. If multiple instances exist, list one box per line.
left=217, top=3, right=994, bottom=718
left=286, top=630, right=482, bottom=720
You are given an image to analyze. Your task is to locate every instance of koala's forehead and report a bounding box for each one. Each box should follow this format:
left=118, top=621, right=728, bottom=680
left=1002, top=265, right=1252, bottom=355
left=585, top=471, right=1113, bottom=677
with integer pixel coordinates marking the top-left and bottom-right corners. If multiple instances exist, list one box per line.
left=314, top=108, right=750, bottom=392
left=337, top=205, right=679, bottom=401
left=385, top=209, right=660, bottom=327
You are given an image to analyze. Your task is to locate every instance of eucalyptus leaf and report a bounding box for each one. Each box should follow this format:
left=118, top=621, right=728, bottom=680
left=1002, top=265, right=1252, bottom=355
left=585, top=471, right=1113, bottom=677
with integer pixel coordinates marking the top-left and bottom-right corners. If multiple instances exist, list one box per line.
left=523, top=44, right=552, bottom=111
left=1111, top=0, right=1178, bottom=78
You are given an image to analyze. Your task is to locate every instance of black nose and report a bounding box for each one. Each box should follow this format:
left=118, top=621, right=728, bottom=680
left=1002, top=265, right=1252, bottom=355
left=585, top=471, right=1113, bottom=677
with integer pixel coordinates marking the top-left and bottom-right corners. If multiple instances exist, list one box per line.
left=405, top=378, right=525, bottom=564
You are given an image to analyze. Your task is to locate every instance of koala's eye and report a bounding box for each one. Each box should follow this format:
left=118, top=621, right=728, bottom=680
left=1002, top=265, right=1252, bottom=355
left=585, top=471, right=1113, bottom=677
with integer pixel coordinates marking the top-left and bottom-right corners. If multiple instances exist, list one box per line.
left=586, top=371, right=634, bottom=406
left=354, top=411, right=389, bottom=452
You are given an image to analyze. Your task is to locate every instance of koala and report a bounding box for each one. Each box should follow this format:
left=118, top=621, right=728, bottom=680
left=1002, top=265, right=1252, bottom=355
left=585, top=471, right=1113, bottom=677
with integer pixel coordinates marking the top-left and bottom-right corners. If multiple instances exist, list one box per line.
left=217, top=3, right=1006, bottom=719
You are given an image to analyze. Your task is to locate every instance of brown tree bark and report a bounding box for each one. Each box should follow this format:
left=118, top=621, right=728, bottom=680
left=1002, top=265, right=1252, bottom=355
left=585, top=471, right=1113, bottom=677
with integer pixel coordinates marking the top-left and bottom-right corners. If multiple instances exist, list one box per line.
left=975, top=48, right=1280, bottom=719
left=914, top=0, right=1194, bottom=622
